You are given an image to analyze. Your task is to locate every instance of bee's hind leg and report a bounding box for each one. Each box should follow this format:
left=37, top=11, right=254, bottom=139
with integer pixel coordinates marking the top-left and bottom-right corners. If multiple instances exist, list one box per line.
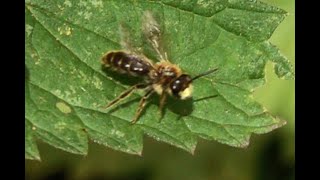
left=158, top=92, right=167, bottom=121
left=101, top=83, right=149, bottom=109
left=131, top=89, right=155, bottom=124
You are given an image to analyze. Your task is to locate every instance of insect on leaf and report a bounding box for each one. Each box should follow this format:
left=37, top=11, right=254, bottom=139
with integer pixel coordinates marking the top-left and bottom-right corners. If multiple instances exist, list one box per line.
left=25, top=0, right=294, bottom=159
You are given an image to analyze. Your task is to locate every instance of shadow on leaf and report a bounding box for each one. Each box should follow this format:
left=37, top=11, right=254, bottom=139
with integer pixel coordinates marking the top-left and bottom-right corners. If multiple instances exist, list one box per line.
left=104, top=91, right=219, bottom=123
left=166, top=97, right=194, bottom=117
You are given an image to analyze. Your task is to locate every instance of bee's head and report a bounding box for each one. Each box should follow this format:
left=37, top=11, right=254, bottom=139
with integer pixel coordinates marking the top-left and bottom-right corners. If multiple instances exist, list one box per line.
left=168, top=68, right=219, bottom=100
left=169, top=74, right=193, bottom=100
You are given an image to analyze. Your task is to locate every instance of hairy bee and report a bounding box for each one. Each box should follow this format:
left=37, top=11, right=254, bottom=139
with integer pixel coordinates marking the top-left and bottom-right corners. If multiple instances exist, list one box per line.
left=101, top=11, right=218, bottom=124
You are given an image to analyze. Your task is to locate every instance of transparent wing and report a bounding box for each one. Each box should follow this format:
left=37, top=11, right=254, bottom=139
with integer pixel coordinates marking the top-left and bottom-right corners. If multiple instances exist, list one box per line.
left=118, top=22, right=156, bottom=67
left=119, top=23, right=141, bottom=54
left=142, top=10, right=168, bottom=61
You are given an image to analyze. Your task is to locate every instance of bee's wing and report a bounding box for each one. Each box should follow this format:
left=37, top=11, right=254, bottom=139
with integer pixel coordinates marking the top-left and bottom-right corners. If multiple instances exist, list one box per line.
left=119, top=23, right=141, bottom=54
left=142, top=10, right=168, bottom=61
left=119, top=23, right=156, bottom=67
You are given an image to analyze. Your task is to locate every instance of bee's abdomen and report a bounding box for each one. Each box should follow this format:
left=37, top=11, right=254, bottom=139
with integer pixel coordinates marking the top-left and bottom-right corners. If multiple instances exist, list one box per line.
left=102, top=51, right=151, bottom=76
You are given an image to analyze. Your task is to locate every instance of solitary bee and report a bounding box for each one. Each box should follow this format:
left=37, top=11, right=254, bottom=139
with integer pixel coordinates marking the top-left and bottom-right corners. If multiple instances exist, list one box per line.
left=101, top=11, right=218, bottom=124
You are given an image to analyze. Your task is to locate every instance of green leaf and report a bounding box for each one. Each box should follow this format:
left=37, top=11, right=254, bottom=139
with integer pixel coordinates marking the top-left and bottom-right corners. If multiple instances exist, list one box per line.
left=26, top=81, right=88, bottom=156
left=25, top=119, right=40, bottom=160
left=25, top=0, right=294, bottom=159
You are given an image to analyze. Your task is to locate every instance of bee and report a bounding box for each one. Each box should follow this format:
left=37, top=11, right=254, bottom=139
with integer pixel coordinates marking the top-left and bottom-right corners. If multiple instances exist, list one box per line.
left=101, top=11, right=218, bottom=124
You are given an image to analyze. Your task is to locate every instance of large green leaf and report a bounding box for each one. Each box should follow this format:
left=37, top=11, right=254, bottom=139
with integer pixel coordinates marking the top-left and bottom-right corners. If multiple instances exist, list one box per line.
left=25, top=0, right=294, bottom=160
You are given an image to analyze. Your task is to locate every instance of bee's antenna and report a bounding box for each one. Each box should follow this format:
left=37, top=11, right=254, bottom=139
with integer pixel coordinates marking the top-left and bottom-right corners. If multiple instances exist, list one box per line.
left=191, top=68, right=218, bottom=81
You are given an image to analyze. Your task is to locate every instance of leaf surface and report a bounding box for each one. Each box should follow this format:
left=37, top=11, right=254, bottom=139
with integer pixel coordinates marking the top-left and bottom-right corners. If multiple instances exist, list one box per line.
left=25, top=0, right=294, bottom=159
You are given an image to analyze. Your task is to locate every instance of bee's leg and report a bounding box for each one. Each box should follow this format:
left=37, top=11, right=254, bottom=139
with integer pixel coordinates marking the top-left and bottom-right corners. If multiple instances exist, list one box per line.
left=102, top=83, right=149, bottom=109
left=158, top=92, right=167, bottom=121
left=131, top=89, right=154, bottom=124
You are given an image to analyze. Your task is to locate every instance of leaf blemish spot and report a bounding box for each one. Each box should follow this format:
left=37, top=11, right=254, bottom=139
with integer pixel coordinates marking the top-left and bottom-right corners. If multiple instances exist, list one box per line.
left=58, top=25, right=72, bottom=36
left=26, top=24, right=33, bottom=36
left=56, top=102, right=72, bottom=114
left=54, top=122, right=67, bottom=130
left=84, top=11, right=93, bottom=20
left=64, top=0, right=72, bottom=8
left=32, top=126, right=37, bottom=131
left=111, top=129, right=125, bottom=138
left=91, top=0, right=103, bottom=8
left=93, top=76, right=103, bottom=90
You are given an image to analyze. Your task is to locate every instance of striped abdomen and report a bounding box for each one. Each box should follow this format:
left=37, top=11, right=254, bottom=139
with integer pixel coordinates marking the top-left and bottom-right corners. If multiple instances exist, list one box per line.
left=102, top=51, right=152, bottom=76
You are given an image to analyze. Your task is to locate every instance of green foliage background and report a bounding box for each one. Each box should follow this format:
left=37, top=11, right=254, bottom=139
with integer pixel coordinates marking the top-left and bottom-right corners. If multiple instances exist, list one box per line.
left=26, top=0, right=294, bottom=179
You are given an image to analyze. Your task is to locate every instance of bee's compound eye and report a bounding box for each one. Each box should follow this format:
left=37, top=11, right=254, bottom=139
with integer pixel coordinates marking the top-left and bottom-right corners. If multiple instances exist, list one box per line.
left=170, top=74, right=193, bottom=99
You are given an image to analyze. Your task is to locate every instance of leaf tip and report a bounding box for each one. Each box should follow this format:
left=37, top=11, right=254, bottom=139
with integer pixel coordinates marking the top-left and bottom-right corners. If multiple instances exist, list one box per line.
left=26, top=155, right=41, bottom=161
left=237, top=136, right=251, bottom=149
left=265, top=115, right=287, bottom=133
left=239, top=141, right=250, bottom=148
left=133, top=150, right=143, bottom=157
left=189, top=142, right=198, bottom=155
left=275, top=118, right=287, bottom=129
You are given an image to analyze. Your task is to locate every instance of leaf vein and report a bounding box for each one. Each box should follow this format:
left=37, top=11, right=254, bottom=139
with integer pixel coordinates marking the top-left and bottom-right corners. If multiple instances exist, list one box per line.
left=187, top=115, right=243, bottom=146
left=26, top=4, right=120, bottom=47
left=138, top=124, right=191, bottom=150
left=32, top=122, right=84, bottom=154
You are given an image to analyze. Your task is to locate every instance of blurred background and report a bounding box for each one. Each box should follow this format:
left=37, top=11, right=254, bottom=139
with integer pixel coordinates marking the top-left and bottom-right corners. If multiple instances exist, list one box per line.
left=25, top=0, right=295, bottom=179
